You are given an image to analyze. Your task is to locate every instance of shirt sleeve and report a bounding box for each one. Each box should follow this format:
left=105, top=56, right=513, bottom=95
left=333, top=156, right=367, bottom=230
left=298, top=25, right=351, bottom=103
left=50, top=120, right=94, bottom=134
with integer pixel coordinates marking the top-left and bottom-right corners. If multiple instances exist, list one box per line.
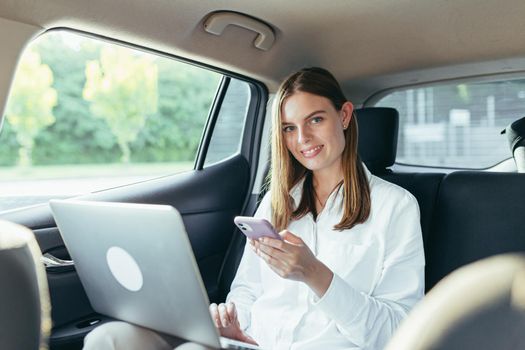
left=311, top=191, right=425, bottom=350
left=225, top=193, right=272, bottom=331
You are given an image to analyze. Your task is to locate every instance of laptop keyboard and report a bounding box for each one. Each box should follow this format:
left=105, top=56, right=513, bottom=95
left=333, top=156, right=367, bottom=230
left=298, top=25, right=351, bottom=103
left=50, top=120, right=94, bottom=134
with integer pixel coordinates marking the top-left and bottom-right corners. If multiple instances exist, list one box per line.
left=226, top=344, right=256, bottom=350
left=220, top=337, right=261, bottom=350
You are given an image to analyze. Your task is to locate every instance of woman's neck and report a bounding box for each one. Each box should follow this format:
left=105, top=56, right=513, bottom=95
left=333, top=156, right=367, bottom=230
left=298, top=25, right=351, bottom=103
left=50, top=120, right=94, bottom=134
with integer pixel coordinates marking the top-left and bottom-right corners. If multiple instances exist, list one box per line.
left=312, top=167, right=344, bottom=198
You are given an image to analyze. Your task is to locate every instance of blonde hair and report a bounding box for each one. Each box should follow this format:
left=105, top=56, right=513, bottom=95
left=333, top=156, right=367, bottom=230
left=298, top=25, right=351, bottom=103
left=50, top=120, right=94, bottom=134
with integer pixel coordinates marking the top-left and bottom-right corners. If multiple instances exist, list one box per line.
left=269, top=67, right=371, bottom=231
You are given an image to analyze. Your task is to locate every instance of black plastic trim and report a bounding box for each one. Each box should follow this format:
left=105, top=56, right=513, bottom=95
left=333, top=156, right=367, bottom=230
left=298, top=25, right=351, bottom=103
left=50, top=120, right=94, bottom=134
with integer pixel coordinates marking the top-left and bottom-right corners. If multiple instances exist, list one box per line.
left=195, top=76, right=230, bottom=170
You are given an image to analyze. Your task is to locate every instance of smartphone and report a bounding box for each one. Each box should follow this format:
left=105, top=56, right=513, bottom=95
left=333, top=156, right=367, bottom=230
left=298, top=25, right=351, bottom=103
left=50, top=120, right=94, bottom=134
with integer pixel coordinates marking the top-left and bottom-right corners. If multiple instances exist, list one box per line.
left=234, top=216, right=282, bottom=240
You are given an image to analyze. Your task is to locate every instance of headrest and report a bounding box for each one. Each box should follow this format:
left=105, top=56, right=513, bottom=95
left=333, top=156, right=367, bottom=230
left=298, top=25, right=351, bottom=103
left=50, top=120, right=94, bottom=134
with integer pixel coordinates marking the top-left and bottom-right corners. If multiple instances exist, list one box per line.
left=355, top=107, right=399, bottom=173
left=0, top=220, right=51, bottom=349
left=385, top=253, right=525, bottom=350
left=501, top=116, right=525, bottom=153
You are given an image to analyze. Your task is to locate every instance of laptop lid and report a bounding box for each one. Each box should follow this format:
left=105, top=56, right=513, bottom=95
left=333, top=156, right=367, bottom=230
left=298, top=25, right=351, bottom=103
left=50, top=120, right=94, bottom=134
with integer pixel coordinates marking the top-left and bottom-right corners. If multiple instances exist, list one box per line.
left=49, top=199, right=222, bottom=349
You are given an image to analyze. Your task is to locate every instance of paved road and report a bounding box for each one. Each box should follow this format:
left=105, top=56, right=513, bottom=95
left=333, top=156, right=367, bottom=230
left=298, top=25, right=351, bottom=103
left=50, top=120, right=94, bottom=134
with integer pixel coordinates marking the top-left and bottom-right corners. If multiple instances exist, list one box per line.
left=0, top=176, right=151, bottom=212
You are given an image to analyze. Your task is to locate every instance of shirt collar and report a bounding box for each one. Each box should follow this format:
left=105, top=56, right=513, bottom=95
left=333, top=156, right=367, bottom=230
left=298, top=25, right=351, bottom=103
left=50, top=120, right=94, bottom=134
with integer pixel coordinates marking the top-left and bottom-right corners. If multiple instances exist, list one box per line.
left=289, top=162, right=373, bottom=207
left=290, top=177, right=305, bottom=207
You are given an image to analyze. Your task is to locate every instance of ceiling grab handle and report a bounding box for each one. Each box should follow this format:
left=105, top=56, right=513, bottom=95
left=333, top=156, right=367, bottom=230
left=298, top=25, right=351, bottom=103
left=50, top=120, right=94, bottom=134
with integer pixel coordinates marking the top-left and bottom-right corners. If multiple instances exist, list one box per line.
left=204, top=11, right=275, bottom=51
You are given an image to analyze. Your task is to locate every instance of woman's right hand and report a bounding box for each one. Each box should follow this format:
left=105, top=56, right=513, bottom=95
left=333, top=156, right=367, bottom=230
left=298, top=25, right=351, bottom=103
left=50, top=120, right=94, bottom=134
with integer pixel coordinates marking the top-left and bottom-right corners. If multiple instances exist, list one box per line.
left=209, top=302, right=258, bottom=345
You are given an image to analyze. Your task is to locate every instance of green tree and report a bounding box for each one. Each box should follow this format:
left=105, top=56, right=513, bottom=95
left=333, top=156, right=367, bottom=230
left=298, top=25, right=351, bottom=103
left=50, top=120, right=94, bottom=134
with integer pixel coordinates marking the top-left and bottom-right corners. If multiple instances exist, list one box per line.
left=0, top=31, right=220, bottom=167
left=83, top=46, right=158, bottom=163
left=5, top=48, right=57, bottom=166
left=32, top=33, right=117, bottom=165
left=0, top=122, right=19, bottom=166
left=131, top=60, right=220, bottom=162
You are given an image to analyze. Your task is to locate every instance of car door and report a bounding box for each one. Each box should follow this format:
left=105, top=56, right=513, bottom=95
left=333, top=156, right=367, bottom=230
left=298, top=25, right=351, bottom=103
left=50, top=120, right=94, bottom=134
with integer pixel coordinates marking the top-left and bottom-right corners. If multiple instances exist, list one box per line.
left=0, top=30, right=267, bottom=350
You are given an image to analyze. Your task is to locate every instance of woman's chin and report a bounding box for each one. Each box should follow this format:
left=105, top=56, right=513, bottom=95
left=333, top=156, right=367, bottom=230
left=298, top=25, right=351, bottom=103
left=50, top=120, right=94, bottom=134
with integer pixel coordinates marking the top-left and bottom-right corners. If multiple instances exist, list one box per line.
left=300, top=160, right=323, bottom=172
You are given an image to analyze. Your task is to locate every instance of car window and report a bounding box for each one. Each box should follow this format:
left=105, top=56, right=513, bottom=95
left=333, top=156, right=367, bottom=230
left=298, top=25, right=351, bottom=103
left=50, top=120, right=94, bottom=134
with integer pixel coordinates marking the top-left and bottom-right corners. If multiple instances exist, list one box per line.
left=0, top=30, right=234, bottom=211
left=204, top=78, right=251, bottom=166
left=375, top=79, right=525, bottom=169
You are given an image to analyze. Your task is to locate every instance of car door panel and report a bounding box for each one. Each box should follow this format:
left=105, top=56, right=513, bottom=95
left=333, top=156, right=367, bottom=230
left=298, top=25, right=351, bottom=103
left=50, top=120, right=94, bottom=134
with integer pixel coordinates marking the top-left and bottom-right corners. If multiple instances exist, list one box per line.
left=0, top=154, right=251, bottom=349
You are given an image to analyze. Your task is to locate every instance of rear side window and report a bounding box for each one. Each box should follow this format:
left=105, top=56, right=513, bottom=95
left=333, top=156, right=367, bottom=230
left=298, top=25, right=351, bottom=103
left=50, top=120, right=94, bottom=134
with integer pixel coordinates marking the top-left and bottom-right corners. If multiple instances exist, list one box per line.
left=0, top=30, right=252, bottom=212
left=204, top=78, right=251, bottom=166
left=375, top=79, right=525, bottom=168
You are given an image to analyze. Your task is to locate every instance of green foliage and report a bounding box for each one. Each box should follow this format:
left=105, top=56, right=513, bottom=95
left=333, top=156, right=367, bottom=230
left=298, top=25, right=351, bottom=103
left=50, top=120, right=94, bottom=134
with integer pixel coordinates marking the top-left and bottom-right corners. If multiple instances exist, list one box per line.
left=131, top=59, right=220, bottom=161
left=83, top=47, right=158, bottom=163
left=31, top=34, right=118, bottom=165
left=0, top=31, right=220, bottom=167
left=0, top=122, right=19, bottom=166
left=5, top=48, right=57, bottom=166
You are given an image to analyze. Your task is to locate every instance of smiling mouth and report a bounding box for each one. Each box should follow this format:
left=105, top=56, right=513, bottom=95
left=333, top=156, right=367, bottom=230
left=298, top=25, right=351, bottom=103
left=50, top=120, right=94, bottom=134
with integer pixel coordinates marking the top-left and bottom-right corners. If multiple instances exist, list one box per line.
left=300, top=145, right=323, bottom=158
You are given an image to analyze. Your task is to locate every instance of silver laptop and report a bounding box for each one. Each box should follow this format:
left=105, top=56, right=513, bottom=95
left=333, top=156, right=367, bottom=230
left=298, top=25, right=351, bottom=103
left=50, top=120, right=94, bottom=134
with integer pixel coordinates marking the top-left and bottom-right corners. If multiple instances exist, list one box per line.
left=49, top=199, right=260, bottom=350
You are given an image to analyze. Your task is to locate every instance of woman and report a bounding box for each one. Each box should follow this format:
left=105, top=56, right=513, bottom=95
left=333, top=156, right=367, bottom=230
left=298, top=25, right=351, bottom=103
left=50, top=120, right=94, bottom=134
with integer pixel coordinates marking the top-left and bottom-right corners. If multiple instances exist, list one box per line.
left=84, top=67, right=424, bottom=350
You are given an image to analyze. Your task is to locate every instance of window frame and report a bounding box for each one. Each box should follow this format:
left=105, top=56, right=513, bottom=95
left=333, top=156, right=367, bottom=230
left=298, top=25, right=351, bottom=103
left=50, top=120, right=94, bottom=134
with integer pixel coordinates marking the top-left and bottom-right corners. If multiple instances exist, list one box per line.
left=7, top=26, right=268, bottom=168
left=0, top=27, right=268, bottom=212
left=364, top=73, right=525, bottom=170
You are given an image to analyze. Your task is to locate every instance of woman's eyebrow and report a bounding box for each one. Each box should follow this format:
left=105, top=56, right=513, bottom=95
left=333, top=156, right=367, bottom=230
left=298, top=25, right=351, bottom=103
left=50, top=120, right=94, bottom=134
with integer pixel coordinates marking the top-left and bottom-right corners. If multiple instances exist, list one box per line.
left=282, top=110, right=326, bottom=125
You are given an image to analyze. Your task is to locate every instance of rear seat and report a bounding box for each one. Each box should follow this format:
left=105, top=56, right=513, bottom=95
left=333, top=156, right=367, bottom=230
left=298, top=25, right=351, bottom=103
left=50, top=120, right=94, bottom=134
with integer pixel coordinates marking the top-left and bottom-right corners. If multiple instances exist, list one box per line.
left=425, top=171, right=525, bottom=289
left=356, top=108, right=445, bottom=291
left=356, top=107, right=525, bottom=291
left=219, top=107, right=525, bottom=300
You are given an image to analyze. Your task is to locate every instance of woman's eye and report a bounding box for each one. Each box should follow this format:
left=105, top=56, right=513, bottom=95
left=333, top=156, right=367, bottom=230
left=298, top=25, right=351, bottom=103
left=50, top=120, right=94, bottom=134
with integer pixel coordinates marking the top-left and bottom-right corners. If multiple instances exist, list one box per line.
left=311, top=116, right=323, bottom=124
left=282, top=125, right=295, bottom=133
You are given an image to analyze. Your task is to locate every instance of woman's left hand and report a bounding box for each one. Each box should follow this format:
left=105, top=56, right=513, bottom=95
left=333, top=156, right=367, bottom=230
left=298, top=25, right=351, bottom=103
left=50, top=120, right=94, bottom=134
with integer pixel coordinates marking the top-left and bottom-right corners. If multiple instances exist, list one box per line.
left=250, top=230, right=334, bottom=297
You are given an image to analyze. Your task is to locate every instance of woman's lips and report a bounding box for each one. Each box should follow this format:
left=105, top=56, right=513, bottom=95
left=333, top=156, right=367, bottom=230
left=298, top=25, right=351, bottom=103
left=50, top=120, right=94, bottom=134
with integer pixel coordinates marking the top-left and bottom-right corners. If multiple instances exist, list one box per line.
left=300, top=145, right=323, bottom=158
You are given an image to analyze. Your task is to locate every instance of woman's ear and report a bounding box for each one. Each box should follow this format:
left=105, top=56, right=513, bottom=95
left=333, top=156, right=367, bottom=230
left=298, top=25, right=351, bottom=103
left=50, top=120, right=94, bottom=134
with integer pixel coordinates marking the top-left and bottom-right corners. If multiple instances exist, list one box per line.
left=341, top=101, right=354, bottom=129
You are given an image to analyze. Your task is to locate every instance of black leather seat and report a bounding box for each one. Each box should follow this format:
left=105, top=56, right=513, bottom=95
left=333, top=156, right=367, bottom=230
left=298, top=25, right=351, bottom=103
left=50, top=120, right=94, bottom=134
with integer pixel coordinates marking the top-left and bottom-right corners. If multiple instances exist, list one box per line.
left=356, top=107, right=525, bottom=292
left=357, top=108, right=525, bottom=348
left=355, top=108, right=445, bottom=291
left=425, top=171, right=525, bottom=289
left=0, top=220, right=51, bottom=349
left=356, top=107, right=399, bottom=175
left=220, top=107, right=525, bottom=299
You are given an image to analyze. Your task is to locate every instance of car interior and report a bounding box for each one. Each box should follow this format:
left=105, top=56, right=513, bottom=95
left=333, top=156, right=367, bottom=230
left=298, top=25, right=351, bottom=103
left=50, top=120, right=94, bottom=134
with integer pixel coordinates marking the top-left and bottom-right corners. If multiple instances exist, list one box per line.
left=1, top=1, right=525, bottom=349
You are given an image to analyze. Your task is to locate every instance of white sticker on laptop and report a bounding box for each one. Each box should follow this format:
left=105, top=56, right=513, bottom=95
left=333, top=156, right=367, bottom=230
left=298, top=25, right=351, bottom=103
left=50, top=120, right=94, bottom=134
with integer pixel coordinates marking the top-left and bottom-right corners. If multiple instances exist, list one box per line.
left=106, top=246, right=143, bottom=292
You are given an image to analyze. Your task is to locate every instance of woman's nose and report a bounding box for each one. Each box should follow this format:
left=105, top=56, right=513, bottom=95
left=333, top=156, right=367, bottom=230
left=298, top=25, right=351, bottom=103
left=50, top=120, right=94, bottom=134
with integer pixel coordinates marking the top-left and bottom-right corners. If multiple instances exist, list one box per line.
left=297, top=127, right=311, bottom=144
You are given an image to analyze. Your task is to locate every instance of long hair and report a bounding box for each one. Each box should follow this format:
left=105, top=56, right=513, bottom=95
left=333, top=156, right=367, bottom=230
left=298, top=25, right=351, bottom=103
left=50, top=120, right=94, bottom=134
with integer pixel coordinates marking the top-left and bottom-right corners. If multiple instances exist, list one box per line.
left=270, top=67, right=371, bottom=231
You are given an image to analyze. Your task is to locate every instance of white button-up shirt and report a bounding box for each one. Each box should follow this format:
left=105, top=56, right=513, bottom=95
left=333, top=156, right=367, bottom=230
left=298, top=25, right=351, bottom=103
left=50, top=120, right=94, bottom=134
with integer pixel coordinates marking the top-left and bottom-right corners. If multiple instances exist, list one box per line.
left=227, top=167, right=425, bottom=350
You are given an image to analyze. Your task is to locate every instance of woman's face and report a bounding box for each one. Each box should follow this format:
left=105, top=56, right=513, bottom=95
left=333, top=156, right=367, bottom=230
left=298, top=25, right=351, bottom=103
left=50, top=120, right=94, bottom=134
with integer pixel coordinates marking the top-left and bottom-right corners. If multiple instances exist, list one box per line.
left=281, top=91, right=353, bottom=175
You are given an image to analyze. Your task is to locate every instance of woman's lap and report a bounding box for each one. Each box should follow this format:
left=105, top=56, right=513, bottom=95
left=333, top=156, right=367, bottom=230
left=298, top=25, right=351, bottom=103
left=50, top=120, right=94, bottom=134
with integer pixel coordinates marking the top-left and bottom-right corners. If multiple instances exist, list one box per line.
left=83, top=321, right=185, bottom=350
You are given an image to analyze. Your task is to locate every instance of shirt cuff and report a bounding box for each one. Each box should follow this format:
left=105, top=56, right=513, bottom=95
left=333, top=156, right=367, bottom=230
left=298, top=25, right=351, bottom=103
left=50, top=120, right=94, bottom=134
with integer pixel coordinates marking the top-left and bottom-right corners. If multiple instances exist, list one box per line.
left=310, top=272, right=364, bottom=327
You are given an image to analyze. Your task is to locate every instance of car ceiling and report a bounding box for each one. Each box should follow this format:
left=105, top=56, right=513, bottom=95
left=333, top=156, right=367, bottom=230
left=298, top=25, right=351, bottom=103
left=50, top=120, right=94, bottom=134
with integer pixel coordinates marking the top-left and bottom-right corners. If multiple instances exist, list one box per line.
left=1, top=0, right=525, bottom=103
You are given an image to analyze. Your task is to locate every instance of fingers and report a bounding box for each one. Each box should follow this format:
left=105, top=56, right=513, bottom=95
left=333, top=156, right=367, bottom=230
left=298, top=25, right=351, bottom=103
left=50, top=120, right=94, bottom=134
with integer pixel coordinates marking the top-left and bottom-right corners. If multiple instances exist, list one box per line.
left=251, top=236, right=293, bottom=269
left=280, top=230, right=304, bottom=245
left=218, top=303, right=231, bottom=327
left=209, top=303, right=220, bottom=328
left=255, top=240, right=288, bottom=261
left=257, top=230, right=304, bottom=251
left=257, top=236, right=286, bottom=251
left=209, top=303, right=233, bottom=328
left=226, top=302, right=237, bottom=323
left=256, top=245, right=287, bottom=271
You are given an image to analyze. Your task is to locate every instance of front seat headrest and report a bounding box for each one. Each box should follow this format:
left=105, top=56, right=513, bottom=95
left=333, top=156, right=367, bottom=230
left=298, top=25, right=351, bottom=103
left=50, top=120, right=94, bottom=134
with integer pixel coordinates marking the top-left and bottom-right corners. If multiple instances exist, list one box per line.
left=355, top=107, right=399, bottom=174
left=385, top=253, right=525, bottom=350
left=501, top=116, right=525, bottom=153
left=501, top=116, right=525, bottom=172
left=0, top=220, right=51, bottom=350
